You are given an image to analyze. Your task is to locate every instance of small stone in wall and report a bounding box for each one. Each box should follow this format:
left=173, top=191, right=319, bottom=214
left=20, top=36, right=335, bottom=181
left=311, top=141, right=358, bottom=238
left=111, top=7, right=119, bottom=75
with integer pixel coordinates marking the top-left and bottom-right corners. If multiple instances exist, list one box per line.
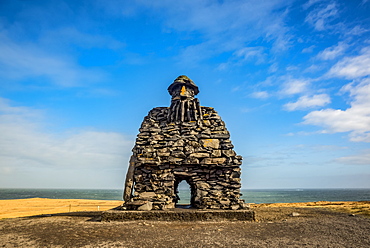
left=200, top=139, right=220, bottom=149
left=138, top=202, right=153, bottom=211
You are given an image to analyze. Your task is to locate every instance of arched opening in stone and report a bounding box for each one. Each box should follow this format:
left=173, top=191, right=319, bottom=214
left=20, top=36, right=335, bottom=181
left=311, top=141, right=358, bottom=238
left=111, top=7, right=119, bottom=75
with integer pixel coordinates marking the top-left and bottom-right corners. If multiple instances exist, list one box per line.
left=174, top=176, right=196, bottom=208
left=177, top=181, right=191, bottom=205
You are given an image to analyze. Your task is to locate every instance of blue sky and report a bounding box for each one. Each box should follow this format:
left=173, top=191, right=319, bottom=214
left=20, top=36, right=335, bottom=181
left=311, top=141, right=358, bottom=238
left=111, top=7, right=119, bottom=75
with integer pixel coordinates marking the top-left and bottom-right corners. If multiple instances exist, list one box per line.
left=0, top=0, right=369, bottom=189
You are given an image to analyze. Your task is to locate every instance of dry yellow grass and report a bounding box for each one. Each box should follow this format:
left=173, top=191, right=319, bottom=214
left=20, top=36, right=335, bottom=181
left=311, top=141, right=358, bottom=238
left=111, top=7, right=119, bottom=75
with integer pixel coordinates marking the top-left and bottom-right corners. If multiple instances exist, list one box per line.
left=1, top=199, right=369, bottom=219
left=251, top=201, right=370, bottom=217
left=0, top=198, right=123, bottom=219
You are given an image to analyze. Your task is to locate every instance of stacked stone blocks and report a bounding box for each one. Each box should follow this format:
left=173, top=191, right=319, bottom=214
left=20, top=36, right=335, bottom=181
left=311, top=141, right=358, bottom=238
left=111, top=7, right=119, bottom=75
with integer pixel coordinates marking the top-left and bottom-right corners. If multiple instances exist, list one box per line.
left=124, top=76, right=247, bottom=210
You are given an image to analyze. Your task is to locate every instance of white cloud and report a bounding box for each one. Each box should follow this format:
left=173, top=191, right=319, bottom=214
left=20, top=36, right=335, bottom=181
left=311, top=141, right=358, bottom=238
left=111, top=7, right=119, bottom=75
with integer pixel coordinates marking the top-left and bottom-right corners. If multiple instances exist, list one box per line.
left=327, top=47, right=370, bottom=79
left=317, top=42, right=347, bottom=60
left=303, top=79, right=370, bottom=142
left=234, top=47, right=266, bottom=64
left=120, top=0, right=293, bottom=64
left=302, top=45, right=316, bottom=53
left=312, top=145, right=348, bottom=151
left=305, top=2, right=339, bottom=31
left=284, top=94, right=331, bottom=111
left=251, top=91, right=270, bottom=99
left=279, top=77, right=311, bottom=96
left=346, top=25, right=369, bottom=36
left=303, top=0, right=325, bottom=9
left=0, top=97, right=134, bottom=186
left=286, top=66, right=299, bottom=71
left=0, top=98, right=43, bottom=121
left=146, top=0, right=290, bottom=36
left=219, top=46, right=267, bottom=69
left=268, top=63, right=279, bottom=73
left=0, top=33, right=105, bottom=87
left=285, top=131, right=324, bottom=136
left=304, top=64, right=323, bottom=73
left=335, top=149, right=370, bottom=165
left=41, top=27, right=125, bottom=50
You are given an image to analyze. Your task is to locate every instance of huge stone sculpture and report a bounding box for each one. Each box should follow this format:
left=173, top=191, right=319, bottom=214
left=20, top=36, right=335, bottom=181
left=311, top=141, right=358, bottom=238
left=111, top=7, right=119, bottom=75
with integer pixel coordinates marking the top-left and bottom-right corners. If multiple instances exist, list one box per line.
left=123, top=76, right=247, bottom=210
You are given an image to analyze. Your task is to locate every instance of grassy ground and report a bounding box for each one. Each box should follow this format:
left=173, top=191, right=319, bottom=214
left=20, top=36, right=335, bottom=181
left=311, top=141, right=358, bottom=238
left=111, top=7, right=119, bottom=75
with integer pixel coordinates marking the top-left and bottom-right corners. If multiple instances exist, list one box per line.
left=1, top=198, right=369, bottom=219
left=0, top=198, right=123, bottom=219
left=250, top=201, right=370, bottom=217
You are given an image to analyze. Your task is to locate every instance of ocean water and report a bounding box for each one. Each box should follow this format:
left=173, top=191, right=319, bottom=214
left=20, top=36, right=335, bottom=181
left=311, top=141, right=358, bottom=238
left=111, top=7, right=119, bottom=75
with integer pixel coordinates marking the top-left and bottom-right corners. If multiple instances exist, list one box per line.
left=0, top=188, right=369, bottom=204
left=0, top=188, right=123, bottom=201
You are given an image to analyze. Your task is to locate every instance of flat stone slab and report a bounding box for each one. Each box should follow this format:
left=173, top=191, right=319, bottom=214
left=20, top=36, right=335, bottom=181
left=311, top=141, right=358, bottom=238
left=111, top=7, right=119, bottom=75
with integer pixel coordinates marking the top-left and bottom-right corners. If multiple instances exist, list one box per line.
left=101, top=209, right=255, bottom=222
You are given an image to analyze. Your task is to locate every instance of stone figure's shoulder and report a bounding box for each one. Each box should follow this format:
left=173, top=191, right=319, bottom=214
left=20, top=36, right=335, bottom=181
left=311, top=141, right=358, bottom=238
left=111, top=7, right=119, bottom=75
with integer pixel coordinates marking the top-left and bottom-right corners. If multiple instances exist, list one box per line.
left=146, top=107, right=169, bottom=119
left=201, top=106, right=221, bottom=119
left=202, top=106, right=215, bottom=111
left=201, top=106, right=217, bottom=113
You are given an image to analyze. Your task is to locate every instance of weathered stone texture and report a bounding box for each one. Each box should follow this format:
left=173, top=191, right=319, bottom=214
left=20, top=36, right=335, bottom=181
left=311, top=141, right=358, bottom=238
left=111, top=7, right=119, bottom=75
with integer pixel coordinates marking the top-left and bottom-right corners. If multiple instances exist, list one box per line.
left=124, top=76, right=246, bottom=210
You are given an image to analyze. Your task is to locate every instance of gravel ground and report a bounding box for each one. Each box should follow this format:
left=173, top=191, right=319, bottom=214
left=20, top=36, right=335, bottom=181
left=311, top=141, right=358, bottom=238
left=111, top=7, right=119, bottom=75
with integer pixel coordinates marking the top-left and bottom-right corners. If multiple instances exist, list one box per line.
left=1, top=207, right=369, bottom=247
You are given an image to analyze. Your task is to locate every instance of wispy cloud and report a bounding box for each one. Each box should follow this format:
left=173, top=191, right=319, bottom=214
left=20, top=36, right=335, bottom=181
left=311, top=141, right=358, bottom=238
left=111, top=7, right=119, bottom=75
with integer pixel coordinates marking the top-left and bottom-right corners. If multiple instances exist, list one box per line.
left=0, top=33, right=105, bottom=88
left=41, top=27, right=125, bottom=50
left=0, top=97, right=133, bottom=181
left=335, top=149, right=370, bottom=165
left=284, top=94, right=331, bottom=111
left=305, top=1, right=340, bottom=31
left=297, top=46, right=370, bottom=140
left=316, top=42, right=347, bottom=60
left=302, top=45, right=316, bottom=53
left=117, top=0, right=293, bottom=64
left=234, top=47, right=267, bottom=64
left=346, top=25, right=369, bottom=36
left=219, top=46, right=267, bottom=70
left=327, top=47, right=370, bottom=79
left=304, top=64, right=324, bottom=73
left=250, top=91, right=270, bottom=99
left=268, top=63, right=279, bottom=73
left=303, top=0, right=325, bottom=9
left=303, top=78, right=370, bottom=142
left=279, top=77, right=311, bottom=96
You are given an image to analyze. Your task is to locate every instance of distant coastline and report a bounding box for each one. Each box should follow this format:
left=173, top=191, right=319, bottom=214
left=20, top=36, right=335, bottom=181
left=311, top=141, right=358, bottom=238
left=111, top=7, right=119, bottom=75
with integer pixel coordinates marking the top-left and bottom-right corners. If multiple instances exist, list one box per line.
left=0, top=188, right=369, bottom=204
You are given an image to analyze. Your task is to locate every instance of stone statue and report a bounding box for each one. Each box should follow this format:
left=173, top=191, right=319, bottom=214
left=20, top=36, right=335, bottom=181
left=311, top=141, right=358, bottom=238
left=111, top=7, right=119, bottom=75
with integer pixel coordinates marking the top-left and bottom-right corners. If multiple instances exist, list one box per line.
left=123, top=76, right=247, bottom=210
left=167, top=75, right=202, bottom=123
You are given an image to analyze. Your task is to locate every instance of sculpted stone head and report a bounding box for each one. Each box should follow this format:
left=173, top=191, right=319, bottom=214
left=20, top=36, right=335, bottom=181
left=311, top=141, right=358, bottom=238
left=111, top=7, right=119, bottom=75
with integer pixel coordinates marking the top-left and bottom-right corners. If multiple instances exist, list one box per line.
left=167, top=75, right=199, bottom=100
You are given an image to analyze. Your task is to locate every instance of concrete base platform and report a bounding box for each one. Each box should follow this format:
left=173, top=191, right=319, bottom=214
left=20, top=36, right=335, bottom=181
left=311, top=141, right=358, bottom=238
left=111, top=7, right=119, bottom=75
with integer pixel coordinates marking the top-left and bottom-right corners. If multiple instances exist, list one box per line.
left=101, top=209, right=255, bottom=222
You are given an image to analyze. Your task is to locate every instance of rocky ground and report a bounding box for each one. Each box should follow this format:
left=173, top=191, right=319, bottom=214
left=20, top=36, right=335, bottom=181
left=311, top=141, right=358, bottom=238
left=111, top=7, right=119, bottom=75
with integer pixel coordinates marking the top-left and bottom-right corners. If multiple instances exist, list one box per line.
left=1, top=204, right=370, bottom=247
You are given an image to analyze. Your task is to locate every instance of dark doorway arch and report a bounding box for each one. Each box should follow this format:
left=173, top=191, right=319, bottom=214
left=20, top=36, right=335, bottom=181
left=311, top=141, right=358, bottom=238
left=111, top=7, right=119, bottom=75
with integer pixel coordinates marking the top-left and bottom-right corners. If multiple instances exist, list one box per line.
left=174, top=175, right=196, bottom=208
left=177, top=181, right=191, bottom=205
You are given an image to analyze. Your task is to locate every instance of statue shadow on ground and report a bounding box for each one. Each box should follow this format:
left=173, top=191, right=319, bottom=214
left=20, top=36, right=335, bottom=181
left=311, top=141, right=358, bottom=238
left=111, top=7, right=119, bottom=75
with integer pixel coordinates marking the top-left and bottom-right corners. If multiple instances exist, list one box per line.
left=23, top=211, right=103, bottom=222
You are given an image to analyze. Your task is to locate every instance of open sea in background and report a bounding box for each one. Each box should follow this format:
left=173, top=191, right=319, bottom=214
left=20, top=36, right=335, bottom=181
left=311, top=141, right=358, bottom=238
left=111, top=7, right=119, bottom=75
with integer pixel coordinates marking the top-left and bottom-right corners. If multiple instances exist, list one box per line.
left=0, top=188, right=369, bottom=204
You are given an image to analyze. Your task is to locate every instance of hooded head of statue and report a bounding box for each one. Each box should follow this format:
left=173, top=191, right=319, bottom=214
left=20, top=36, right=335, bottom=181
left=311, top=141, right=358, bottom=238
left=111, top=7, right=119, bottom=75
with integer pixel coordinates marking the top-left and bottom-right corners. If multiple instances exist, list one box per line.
left=167, top=75, right=202, bottom=123
left=167, top=75, right=199, bottom=100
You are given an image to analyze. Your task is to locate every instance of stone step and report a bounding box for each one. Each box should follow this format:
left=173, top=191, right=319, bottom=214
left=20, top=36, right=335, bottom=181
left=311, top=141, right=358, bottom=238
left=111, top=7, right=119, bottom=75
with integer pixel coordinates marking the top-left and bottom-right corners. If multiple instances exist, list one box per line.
left=101, top=209, right=255, bottom=222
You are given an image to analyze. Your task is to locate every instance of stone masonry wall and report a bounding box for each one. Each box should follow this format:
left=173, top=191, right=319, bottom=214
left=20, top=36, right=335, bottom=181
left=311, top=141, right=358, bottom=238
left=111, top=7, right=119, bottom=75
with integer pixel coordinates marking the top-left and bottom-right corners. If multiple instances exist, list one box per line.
left=125, top=106, right=247, bottom=210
